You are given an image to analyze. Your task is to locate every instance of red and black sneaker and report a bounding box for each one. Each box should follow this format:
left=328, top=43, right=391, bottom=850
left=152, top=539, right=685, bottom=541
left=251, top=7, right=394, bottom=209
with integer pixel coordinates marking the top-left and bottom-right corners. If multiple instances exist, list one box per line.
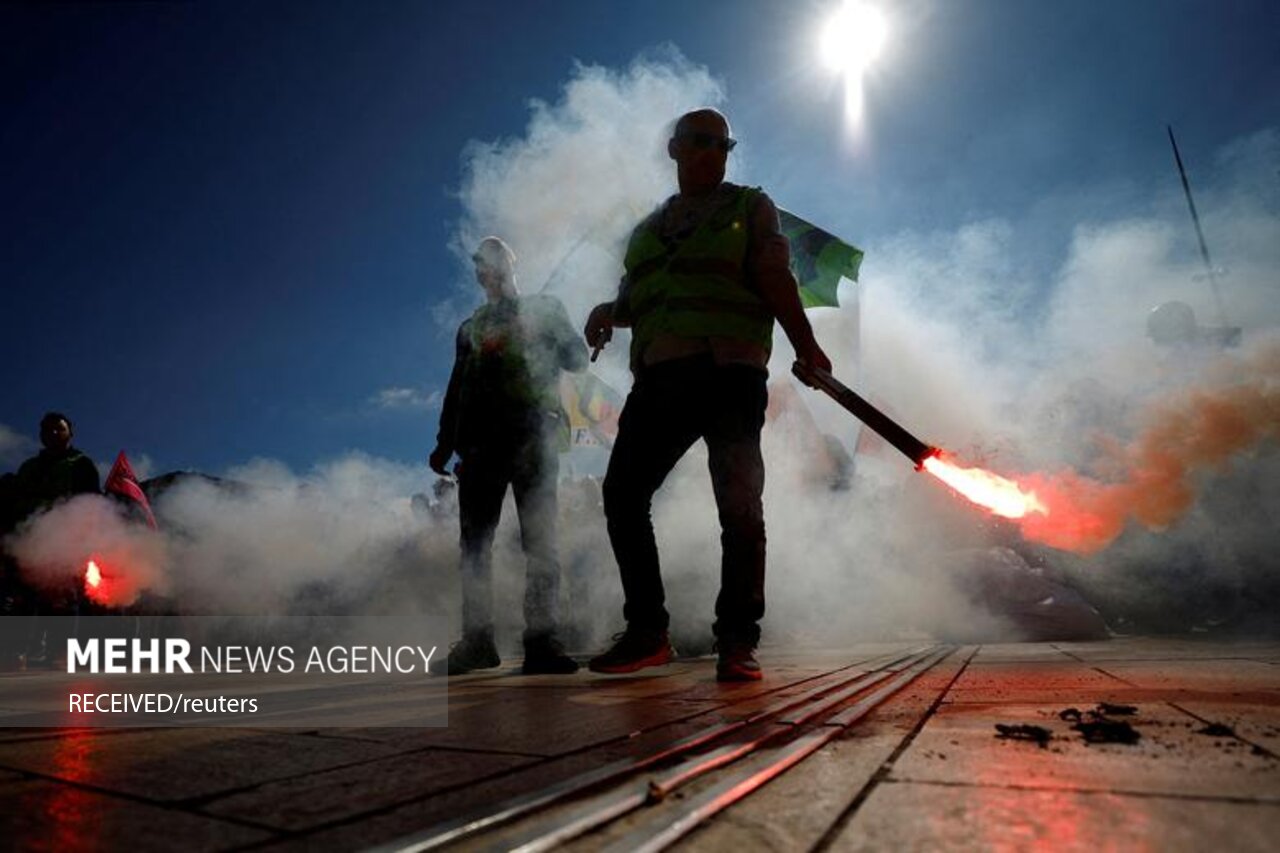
left=715, top=642, right=762, bottom=682
left=588, top=629, right=674, bottom=674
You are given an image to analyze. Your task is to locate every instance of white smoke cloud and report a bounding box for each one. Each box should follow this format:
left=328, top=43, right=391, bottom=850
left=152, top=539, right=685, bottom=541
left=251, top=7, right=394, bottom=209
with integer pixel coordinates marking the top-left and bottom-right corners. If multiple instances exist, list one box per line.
left=152, top=454, right=447, bottom=630
left=0, top=423, right=35, bottom=465
left=443, top=49, right=724, bottom=395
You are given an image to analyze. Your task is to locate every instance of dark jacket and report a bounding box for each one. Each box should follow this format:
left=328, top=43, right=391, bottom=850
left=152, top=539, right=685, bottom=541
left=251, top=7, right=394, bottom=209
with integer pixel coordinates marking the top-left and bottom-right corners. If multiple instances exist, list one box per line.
left=4, top=447, right=101, bottom=529
left=437, top=294, right=587, bottom=456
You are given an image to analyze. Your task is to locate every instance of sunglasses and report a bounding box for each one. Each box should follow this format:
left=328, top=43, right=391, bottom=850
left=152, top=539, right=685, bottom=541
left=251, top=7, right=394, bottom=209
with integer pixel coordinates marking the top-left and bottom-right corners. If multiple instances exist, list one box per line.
left=676, top=131, right=737, bottom=153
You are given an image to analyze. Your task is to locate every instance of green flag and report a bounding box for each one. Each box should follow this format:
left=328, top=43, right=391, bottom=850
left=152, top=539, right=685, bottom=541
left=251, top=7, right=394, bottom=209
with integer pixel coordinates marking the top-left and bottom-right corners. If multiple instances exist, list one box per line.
left=779, top=209, right=863, bottom=309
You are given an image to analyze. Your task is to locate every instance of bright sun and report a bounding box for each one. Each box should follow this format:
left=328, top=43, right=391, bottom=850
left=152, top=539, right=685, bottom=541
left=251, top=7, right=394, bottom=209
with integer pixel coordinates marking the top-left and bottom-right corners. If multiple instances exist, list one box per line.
left=820, top=2, right=888, bottom=124
left=821, top=2, right=888, bottom=75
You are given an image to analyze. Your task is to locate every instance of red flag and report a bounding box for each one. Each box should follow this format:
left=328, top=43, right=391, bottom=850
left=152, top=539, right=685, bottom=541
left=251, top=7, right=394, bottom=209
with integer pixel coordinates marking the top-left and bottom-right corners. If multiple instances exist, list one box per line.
left=103, top=450, right=157, bottom=529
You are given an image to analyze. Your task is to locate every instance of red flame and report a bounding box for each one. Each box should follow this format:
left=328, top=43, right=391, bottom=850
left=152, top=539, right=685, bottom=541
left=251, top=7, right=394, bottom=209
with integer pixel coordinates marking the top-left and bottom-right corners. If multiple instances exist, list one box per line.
left=921, top=451, right=1047, bottom=520
left=921, top=452, right=1137, bottom=555
left=82, top=559, right=112, bottom=605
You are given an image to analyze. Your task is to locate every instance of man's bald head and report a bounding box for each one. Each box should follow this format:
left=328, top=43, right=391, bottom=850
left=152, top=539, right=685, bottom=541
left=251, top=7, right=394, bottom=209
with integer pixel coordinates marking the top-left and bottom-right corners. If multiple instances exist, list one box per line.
left=472, top=235, right=520, bottom=301
left=674, top=108, right=731, bottom=139
left=668, top=109, right=735, bottom=195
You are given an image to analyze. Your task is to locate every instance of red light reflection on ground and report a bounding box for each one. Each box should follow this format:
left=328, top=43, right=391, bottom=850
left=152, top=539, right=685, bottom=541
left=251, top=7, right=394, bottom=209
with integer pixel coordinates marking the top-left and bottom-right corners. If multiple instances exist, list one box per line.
left=967, top=705, right=1154, bottom=847
left=43, top=733, right=101, bottom=849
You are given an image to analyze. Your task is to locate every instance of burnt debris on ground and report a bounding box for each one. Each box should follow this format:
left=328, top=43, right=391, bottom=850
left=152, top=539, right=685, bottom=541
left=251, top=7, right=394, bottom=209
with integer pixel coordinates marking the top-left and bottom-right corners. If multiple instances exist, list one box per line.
left=1054, top=703, right=1144, bottom=745
left=995, top=723, right=1053, bottom=747
left=1073, top=717, right=1142, bottom=745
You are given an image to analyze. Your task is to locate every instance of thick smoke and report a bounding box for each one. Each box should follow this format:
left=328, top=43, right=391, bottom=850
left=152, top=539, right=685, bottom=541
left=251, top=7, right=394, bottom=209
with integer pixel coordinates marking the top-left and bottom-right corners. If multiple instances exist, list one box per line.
left=3, top=454, right=475, bottom=651
left=446, top=55, right=1280, bottom=642
left=446, top=50, right=724, bottom=397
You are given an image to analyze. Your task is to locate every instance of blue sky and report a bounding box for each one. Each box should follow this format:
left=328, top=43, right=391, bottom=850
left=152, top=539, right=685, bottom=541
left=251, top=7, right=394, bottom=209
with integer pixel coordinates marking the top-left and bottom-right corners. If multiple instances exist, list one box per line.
left=2, top=0, right=1277, bottom=477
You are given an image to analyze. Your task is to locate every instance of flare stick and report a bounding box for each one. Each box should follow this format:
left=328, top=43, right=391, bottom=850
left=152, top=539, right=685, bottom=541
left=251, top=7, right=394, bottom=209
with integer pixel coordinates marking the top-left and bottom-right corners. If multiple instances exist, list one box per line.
left=792, top=363, right=938, bottom=468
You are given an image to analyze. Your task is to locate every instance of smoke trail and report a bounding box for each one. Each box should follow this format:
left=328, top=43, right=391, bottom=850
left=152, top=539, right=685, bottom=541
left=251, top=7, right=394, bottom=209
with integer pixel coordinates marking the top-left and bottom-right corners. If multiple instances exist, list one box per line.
left=1018, top=339, right=1280, bottom=554
left=451, top=49, right=723, bottom=327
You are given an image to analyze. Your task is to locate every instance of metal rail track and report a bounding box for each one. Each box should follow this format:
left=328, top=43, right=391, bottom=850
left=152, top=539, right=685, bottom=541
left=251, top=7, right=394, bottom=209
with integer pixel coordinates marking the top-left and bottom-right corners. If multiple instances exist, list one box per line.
left=372, top=645, right=945, bottom=853
left=603, top=647, right=953, bottom=852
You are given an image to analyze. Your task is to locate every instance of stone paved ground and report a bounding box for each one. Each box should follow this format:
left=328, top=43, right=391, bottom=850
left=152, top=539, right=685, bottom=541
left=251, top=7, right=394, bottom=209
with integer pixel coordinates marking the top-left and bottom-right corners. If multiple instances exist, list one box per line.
left=0, top=638, right=1277, bottom=851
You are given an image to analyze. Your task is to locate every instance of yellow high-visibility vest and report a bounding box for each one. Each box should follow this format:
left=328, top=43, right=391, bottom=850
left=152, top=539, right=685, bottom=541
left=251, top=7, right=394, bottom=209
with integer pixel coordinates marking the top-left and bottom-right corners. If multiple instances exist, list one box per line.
left=622, top=185, right=774, bottom=364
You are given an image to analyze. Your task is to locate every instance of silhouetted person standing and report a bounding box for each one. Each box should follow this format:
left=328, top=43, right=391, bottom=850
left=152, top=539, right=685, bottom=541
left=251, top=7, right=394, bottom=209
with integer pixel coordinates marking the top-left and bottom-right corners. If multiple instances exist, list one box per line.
left=1, top=412, right=100, bottom=667
left=431, top=237, right=588, bottom=674
left=5, top=412, right=99, bottom=530
left=583, top=109, right=831, bottom=681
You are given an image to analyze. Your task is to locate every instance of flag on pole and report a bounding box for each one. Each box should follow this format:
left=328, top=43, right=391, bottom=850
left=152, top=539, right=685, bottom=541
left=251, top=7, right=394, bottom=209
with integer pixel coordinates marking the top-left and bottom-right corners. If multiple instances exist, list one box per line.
left=779, top=209, right=864, bottom=309
left=103, top=450, right=158, bottom=529
left=560, top=372, right=623, bottom=448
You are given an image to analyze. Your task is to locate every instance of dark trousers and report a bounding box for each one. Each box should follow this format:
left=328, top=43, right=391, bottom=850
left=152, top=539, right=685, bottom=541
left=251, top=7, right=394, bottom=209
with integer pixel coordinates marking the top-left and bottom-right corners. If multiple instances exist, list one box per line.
left=602, top=355, right=768, bottom=645
left=457, top=426, right=562, bottom=640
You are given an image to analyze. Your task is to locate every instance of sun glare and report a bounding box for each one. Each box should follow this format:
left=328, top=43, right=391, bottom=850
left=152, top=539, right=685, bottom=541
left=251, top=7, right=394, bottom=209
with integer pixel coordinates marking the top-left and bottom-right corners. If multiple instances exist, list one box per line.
left=819, top=2, right=889, bottom=127
left=821, top=2, right=888, bottom=76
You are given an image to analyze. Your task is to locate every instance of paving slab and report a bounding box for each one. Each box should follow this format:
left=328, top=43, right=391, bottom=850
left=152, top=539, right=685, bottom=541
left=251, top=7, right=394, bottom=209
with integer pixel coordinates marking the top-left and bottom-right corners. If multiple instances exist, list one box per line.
left=315, top=685, right=726, bottom=756
left=1055, top=638, right=1280, bottom=663
left=264, top=717, right=731, bottom=850
left=890, top=702, right=1280, bottom=800
left=1164, top=699, right=1280, bottom=756
left=0, top=728, right=401, bottom=802
left=969, top=642, right=1075, bottom=663
left=943, top=660, right=1133, bottom=704
left=826, top=780, right=1280, bottom=852
left=0, top=777, right=273, bottom=851
left=1093, top=659, right=1280, bottom=693
left=200, top=746, right=534, bottom=831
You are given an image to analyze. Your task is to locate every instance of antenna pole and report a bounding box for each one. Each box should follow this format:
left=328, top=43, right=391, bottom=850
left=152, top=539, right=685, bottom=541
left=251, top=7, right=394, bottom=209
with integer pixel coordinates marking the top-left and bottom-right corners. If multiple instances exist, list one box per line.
left=1167, top=125, right=1229, bottom=325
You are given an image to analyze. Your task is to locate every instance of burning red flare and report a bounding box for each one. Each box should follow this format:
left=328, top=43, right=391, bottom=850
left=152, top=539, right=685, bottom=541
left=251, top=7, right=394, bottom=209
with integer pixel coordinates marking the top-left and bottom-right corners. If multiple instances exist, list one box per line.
left=921, top=453, right=1128, bottom=555
left=82, top=559, right=112, bottom=605
left=921, top=451, right=1047, bottom=520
